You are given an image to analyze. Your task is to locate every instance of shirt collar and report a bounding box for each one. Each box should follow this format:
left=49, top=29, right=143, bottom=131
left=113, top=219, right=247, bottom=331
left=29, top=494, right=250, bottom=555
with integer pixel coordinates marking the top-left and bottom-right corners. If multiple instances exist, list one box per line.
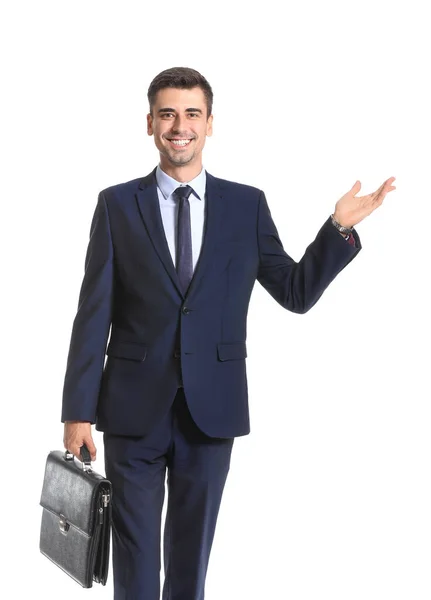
left=156, top=163, right=206, bottom=201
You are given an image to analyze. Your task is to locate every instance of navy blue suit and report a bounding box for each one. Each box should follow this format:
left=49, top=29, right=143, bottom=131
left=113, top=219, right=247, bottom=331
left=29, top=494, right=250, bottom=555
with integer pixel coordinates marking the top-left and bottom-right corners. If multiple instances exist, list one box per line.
left=61, top=166, right=361, bottom=598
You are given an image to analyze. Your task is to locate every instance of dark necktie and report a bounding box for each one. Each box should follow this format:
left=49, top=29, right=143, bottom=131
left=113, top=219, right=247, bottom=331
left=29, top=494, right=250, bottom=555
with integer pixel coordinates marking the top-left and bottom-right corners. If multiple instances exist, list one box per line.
left=174, top=185, right=193, bottom=294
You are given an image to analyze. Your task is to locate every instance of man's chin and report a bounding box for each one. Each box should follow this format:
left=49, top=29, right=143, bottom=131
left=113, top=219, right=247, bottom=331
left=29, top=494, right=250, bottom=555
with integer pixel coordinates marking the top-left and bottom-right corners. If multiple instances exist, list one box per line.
left=166, top=152, right=194, bottom=166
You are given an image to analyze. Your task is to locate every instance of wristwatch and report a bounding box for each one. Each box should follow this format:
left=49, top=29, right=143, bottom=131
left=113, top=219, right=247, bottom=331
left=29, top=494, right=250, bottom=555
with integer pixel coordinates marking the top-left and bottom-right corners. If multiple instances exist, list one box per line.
left=330, top=214, right=354, bottom=235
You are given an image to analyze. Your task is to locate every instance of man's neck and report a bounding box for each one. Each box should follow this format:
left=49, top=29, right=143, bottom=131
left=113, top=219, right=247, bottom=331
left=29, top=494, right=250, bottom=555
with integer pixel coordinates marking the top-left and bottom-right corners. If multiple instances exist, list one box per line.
left=159, top=159, right=203, bottom=183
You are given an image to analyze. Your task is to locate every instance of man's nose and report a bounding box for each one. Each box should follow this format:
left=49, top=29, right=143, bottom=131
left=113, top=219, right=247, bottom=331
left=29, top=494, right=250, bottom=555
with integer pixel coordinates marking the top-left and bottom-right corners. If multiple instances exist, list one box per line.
left=173, top=115, right=189, bottom=131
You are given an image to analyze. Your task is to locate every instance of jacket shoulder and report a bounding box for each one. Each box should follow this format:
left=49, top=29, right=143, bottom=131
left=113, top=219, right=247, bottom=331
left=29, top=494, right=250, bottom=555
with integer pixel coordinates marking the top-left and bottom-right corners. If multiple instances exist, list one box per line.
left=99, top=175, right=144, bottom=199
left=209, top=174, right=262, bottom=198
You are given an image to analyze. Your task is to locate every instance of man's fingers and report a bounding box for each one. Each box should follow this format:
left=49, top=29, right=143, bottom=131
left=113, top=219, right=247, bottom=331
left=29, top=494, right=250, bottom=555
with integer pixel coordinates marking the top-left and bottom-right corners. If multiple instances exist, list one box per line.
left=367, top=177, right=396, bottom=201
left=76, top=440, right=97, bottom=462
left=372, top=181, right=386, bottom=199
left=83, top=437, right=97, bottom=462
left=63, top=422, right=97, bottom=462
left=370, top=182, right=388, bottom=204
left=372, top=179, right=397, bottom=205
left=67, top=441, right=97, bottom=462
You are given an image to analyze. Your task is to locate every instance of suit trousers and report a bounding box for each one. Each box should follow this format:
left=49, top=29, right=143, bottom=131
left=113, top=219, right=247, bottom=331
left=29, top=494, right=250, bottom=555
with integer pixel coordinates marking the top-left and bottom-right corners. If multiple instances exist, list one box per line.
left=103, top=386, right=235, bottom=600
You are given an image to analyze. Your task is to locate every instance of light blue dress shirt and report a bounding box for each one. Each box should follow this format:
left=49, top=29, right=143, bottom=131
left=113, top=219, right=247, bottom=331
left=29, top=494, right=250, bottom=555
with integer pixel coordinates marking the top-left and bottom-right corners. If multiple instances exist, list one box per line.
left=156, top=164, right=207, bottom=272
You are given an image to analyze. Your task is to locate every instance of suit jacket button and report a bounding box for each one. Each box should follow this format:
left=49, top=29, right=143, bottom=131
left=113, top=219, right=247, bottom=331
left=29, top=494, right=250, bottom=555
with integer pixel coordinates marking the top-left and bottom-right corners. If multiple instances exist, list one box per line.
left=174, top=349, right=181, bottom=358
left=182, top=306, right=190, bottom=314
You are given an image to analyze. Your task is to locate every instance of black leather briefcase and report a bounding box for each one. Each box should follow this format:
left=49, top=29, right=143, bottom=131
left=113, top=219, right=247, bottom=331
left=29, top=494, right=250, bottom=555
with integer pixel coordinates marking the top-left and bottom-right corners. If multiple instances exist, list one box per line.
left=39, top=443, right=112, bottom=588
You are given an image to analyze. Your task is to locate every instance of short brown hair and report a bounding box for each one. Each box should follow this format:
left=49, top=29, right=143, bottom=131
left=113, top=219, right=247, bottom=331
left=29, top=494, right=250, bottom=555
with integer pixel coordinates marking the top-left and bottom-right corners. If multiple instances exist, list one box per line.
left=147, top=67, right=213, bottom=119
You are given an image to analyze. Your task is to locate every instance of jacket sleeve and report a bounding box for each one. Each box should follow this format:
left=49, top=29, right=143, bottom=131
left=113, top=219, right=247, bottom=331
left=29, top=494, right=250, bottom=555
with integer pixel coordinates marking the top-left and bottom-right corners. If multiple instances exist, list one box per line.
left=61, top=191, right=114, bottom=422
left=256, top=190, right=362, bottom=314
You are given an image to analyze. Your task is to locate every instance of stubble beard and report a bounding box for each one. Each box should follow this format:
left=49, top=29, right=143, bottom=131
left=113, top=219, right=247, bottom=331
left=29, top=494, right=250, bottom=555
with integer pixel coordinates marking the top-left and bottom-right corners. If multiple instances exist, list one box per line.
left=164, top=144, right=196, bottom=166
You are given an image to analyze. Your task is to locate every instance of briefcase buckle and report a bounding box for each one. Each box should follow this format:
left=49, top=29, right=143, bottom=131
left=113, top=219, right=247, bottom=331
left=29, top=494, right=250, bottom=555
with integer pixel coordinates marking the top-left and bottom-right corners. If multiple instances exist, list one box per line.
left=59, top=513, right=70, bottom=535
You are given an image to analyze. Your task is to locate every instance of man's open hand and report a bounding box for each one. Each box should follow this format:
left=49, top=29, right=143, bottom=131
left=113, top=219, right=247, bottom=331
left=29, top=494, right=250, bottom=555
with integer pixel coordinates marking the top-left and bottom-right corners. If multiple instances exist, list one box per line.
left=63, top=421, right=97, bottom=462
left=334, top=177, right=396, bottom=228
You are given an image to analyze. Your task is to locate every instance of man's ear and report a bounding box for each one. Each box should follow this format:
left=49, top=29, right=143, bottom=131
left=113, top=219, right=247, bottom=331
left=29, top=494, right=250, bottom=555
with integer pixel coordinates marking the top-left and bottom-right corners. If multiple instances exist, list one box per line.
left=206, top=114, right=213, bottom=137
left=147, top=113, right=153, bottom=135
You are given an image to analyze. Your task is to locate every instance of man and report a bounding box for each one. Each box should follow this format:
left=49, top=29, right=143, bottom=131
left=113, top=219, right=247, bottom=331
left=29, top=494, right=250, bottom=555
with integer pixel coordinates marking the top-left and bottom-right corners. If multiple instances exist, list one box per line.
left=62, top=66, right=396, bottom=599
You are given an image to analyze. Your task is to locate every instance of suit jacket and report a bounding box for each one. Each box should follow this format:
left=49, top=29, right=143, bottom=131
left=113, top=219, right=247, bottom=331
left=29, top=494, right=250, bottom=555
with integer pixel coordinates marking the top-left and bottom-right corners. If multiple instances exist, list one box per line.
left=61, top=166, right=362, bottom=438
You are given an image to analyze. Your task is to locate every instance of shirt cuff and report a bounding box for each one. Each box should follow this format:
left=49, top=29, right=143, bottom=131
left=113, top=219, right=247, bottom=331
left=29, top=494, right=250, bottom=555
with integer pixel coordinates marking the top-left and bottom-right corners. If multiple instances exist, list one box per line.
left=345, top=233, right=356, bottom=247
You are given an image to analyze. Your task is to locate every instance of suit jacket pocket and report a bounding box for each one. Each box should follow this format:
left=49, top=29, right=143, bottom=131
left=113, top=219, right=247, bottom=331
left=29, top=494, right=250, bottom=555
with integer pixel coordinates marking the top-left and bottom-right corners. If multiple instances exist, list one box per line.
left=217, top=341, right=247, bottom=361
left=106, top=340, right=148, bottom=361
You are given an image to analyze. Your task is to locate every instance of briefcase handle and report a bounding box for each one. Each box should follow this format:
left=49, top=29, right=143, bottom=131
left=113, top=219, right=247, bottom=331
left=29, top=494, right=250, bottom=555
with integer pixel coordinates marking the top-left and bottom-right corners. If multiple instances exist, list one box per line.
left=64, top=443, right=92, bottom=472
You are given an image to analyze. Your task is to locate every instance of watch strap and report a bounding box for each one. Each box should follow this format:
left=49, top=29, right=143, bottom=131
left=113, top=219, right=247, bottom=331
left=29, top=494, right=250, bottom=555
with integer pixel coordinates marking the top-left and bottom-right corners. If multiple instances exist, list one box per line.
left=330, top=214, right=354, bottom=235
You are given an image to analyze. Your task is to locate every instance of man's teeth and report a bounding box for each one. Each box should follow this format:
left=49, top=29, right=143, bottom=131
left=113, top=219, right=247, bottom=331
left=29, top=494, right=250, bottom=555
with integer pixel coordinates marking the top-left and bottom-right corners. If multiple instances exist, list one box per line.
left=170, top=139, right=191, bottom=146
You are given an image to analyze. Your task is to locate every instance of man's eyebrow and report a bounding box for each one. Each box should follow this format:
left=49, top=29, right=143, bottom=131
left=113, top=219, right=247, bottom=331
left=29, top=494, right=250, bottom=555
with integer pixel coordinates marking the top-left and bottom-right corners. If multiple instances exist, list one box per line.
left=158, top=108, right=203, bottom=114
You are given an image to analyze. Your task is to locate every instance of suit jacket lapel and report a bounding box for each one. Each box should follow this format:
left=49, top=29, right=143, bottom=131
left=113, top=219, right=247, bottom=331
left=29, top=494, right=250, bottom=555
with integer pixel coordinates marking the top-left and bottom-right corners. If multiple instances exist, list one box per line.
left=136, top=166, right=226, bottom=300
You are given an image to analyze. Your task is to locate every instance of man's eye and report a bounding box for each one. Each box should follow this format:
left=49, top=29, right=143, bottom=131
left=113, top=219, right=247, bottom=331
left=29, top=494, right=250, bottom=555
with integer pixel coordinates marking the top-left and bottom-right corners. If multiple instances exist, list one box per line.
left=162, top=113, right=199, bottom=118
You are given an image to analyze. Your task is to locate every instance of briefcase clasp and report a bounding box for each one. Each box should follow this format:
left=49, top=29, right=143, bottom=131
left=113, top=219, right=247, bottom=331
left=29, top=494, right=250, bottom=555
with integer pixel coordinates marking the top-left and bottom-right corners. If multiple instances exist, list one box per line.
left=59, top=513, right=70, bottom=535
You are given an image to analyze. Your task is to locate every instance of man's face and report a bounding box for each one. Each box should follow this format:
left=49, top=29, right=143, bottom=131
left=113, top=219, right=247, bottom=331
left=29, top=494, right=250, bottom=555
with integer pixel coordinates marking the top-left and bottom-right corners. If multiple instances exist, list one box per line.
left=147, top=86, right=213, bottom=168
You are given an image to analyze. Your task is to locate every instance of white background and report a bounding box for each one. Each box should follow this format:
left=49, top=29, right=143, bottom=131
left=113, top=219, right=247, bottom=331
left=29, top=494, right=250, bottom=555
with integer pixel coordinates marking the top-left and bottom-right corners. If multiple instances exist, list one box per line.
left=2, top=0, right=430, bottom=598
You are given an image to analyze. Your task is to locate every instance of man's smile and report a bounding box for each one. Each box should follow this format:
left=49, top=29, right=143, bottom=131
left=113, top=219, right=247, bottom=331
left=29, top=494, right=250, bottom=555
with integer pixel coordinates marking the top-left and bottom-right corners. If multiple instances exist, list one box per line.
left=166, top=138, right=194, bottom=148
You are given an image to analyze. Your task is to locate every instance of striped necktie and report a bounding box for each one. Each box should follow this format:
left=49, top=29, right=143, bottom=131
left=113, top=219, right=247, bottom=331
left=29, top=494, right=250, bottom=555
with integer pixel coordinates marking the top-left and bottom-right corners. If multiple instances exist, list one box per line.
left=174, top=185, right=193, bottom=294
